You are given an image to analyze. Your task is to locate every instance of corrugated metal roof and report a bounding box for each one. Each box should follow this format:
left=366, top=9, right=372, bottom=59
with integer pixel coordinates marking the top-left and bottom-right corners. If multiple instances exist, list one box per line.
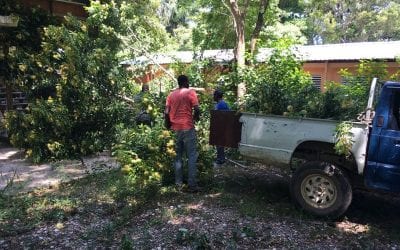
left=122, top=41, right=400, bottom=66
left=257, top=41, right=400, bottom=62
left=122, top=50, right=234, bottom=66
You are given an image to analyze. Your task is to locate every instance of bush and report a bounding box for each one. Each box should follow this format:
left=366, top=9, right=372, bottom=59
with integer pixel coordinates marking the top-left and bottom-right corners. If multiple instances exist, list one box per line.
left=111, top=81, right=214, bottom=200
left=6, top=3, right=136, bottom=162
left=244, top=39, right=320, bottom=117
left=112, top=120, right=174, bottom=200
left=242, top=40, right=395, bottom=121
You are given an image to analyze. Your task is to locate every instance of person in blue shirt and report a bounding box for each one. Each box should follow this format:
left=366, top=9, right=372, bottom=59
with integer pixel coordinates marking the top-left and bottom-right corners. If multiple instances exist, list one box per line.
left=213, top=89, right=229, bottom=166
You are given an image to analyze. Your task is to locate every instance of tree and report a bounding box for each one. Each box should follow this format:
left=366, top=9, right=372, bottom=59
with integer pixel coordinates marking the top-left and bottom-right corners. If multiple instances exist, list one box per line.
left=223, top=0, right=305, bottom=103
left=226, top=0, right=247, bottom=68
left=249, top=0, right=270, bottom=55
left=6, top=0, right=169, bottom=162
left=225, top=0, right=248, bottom=104
left=303, top=0, right=400, bottom=44
left=175, top=0, right=304, bottom=103
left=0, top=0, right=56, bottom=110
left=245, top=38, right=318, bottom=116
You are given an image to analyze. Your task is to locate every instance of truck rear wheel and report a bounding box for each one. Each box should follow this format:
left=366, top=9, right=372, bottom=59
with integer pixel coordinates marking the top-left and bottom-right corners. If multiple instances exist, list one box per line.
left=290, top=161, right=352, bottom=218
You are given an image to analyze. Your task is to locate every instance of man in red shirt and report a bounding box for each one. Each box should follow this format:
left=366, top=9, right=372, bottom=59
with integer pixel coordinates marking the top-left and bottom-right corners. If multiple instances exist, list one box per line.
left=165, top=75, right=200, bottom=192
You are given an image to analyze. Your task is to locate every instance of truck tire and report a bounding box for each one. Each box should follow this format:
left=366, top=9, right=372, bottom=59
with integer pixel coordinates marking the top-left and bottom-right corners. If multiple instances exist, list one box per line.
left=290, top=161, right=352, bottom=218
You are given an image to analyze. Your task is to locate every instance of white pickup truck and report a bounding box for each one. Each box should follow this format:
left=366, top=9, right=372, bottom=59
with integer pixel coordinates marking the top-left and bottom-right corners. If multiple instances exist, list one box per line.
left=210, top=79, right=400, bottom=218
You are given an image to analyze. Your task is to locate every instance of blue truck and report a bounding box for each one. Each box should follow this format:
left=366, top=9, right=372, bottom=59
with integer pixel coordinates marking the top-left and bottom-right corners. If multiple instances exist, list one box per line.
left=210, top=79, right=400, bottom=218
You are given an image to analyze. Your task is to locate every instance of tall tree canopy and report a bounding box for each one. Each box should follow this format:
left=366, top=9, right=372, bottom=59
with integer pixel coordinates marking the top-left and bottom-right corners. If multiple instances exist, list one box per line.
left=303, top=0, right=400, bottom=44
left=170, top=0, right=304, bottom=102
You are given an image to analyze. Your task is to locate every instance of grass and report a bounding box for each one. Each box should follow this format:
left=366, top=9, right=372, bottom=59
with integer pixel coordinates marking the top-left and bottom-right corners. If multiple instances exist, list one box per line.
left=0, top=170, right=135, bottom=237
left=2, top=162, right=400, bottom=248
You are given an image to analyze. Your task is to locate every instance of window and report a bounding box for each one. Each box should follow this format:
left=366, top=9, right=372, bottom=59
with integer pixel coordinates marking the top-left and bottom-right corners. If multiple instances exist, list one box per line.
left=311, top=75, right=322, bottom=90
left=389, top=91, right=400, bottom=130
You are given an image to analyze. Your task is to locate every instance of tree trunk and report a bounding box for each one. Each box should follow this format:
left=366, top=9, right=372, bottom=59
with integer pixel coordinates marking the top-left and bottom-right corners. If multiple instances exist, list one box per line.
left=250, top=0, right=269, bottom=55
left=227, top=0, right=247, bottom=105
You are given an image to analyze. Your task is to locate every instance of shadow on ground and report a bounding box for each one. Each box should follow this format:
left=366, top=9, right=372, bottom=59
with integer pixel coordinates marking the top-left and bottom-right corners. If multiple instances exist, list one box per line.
left=220, top=161, right=400, bottom=239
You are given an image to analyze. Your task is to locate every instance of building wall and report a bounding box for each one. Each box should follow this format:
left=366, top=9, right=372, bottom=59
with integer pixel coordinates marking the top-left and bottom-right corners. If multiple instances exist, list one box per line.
left=134, top=61, right=400, bottom=91
left=18, top=0, right=87, bottom=18
left=303, top=61, right=400, bottom=90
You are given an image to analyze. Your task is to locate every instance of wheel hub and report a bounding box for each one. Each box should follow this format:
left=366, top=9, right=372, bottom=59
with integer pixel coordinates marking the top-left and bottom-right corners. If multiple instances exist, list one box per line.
left=301, top=174, right=337, bottom=209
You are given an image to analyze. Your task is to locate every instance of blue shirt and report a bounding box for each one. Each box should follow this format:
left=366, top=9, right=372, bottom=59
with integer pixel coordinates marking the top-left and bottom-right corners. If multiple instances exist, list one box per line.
left=215, top=100, right=230, bottom=110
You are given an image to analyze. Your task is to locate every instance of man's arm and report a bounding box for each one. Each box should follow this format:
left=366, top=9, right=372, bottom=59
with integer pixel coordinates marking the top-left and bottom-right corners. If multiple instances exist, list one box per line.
left=193, top=105, right=200, bottom=122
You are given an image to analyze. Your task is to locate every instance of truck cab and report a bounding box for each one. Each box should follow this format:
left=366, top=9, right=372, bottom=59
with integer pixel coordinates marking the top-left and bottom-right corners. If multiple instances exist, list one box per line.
left=365, top=82, right=400, bottom=192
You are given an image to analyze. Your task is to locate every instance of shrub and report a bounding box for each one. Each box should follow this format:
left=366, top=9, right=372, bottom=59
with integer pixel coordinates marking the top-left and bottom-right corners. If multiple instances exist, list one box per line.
left=244, top=39, right=320, bottom=116
left=242, top=40, right=395, bottom=121
left=111, top=83, right=214, bottom=200
left=5, top=1, right=168, bottom=162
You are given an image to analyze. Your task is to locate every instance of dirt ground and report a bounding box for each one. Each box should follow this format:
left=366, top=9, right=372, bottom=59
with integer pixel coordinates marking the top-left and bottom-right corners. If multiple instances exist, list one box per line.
left=0, top=146, right=119, bottom=194
left=1, top=146, right=400, bottom=249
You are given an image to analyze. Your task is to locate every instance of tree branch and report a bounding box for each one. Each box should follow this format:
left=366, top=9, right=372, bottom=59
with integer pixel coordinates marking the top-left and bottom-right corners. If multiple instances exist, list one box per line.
left=242, top=0, right=251, bottom=19
left=250, top=0, right=269, bottom=55
left=123, top=27, right=176, bottom=81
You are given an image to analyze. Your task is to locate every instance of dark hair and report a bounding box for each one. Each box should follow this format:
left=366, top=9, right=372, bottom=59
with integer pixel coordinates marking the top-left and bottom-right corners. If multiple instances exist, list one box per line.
left=177, top=75, right=189, bottom=88
left=141, top=84, right=149, bottom=92
left=213, top=89, right=224, bottom=99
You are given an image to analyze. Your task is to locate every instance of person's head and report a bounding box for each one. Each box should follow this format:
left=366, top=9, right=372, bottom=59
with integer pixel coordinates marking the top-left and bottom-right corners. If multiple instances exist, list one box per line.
left=177, top=75, right=189, bottom=88
left=213, top=89, right=223, bottom=102
left=141, top=84, right=149, bottom=92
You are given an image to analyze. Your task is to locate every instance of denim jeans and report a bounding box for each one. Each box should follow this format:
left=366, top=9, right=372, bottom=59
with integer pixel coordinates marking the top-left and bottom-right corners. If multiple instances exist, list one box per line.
left=216, top=146, right=225, bottom=164
left=174, top=128, right=198, bottom=188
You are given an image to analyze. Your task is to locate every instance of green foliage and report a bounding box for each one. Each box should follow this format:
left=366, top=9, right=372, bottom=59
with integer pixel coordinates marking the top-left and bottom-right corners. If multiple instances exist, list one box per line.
left=390, top=58, right=400, bottom=82
left=323, top=60, right=390, bottom=121
left=334, top=121, right=353, bottom=157
left=320, top=81, right=368, bottom=121
left=176, top=228, right=211, bottom=249
left=112, top=85, right=214, bottom=200
left=112, top=121, right=175, bottom=200
left=240, top=43, right=393, bottom=156
left=5, top=1, right=168, bottom=162
left=121, top=234, right=134, bottom=250
left=178, top=0, right=304, bottom=51
left=242, top=40, right=395, bottom=122
left=303, top=0, right=400, bottom=43
left=7, top=12, right=129, bottom=161
left=111, top=64, right=215, bottom=199
left=0, top=0, right=57, bottom=98
left=244, top=39, right=319, bottom=116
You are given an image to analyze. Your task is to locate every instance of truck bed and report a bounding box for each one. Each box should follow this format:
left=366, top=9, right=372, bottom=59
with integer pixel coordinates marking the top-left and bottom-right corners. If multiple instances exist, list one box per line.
left=238, top=113, right=369, bottom=173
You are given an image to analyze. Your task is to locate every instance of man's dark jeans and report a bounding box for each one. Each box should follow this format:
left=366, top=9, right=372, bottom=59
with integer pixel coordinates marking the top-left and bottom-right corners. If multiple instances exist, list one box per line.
left=216, top=146, right=225, bottom=164
left=174, top=128, right=198, bottom=188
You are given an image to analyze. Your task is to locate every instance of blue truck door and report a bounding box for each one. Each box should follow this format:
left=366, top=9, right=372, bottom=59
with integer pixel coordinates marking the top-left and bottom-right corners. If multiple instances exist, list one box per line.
left=365, top=85, right=400, bottom=192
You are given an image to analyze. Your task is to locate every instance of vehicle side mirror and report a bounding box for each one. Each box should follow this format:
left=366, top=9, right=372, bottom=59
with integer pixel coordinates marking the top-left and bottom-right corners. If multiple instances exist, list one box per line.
left=377, top=116, right=384, bottom=127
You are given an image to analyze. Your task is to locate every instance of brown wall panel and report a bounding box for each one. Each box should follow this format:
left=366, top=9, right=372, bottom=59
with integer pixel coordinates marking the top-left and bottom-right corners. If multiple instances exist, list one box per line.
left=303, top=61, right=400, bottom=89
left=18, top=0, right=87, bottom=18
left=53, top=1, right=87, bottom=18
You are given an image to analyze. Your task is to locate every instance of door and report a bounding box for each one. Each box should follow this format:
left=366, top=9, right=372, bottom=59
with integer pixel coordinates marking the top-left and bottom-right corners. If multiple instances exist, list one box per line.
left=209, top=110, right=242, bottom=148
left=365, top=86, right=400, bottom=192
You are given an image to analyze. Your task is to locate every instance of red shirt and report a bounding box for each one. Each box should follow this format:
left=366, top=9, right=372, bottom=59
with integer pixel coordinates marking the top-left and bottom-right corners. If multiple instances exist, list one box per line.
left=166, top=88, right=199, bottom=130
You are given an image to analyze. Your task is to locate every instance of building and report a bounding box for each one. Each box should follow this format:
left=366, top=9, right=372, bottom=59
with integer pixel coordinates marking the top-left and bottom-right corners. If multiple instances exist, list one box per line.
left=279, top=41, right=400, bottom=90
left=124, top=41, right=400, bottom=90
left=17, top=0, right=88, bottom=19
